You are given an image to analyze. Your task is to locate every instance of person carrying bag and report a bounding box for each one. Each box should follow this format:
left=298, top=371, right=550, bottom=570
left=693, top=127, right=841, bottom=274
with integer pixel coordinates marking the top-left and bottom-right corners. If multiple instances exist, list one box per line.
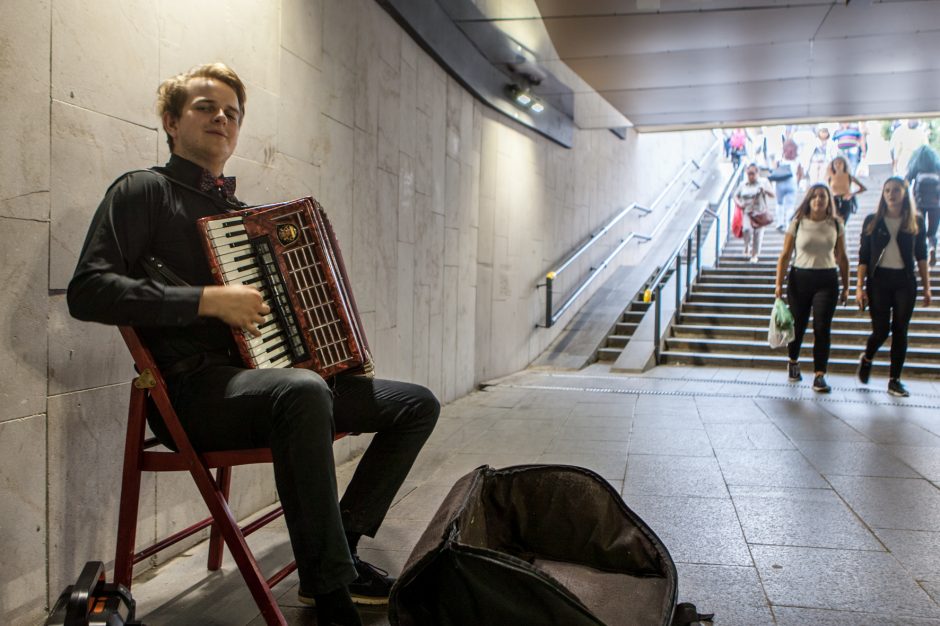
left=774, top=184, right=850, bottom=392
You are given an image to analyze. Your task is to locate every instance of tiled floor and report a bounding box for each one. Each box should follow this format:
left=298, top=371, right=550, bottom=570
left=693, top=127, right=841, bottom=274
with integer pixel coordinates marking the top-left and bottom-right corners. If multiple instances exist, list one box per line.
left=132, top=364, right=940, bottom=625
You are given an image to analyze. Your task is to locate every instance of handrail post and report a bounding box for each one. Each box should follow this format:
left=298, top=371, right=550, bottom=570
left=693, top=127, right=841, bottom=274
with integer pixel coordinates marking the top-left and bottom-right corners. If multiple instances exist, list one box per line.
left=695, top=224, right=701, bottom=273
left=545, top=272, right=554, bottom=328
left=675, top=255, right=681, bottom=310
left=685, top=237, right=693, bottom=294
left=714, top=216, right=721, bottom=267
left=654, top=285, right=662, bottom=365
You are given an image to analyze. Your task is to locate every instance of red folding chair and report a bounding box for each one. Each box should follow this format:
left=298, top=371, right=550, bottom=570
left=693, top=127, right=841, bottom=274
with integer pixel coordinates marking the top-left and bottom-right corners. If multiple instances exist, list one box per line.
left=114, top=326, right=346, bottom=626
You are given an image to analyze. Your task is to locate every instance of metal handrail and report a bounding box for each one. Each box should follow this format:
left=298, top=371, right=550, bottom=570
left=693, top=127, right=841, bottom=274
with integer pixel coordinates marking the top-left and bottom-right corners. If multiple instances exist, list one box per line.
left=540, top=138, right=721, bottom=328
left=650, top=160, right=745, bottom=364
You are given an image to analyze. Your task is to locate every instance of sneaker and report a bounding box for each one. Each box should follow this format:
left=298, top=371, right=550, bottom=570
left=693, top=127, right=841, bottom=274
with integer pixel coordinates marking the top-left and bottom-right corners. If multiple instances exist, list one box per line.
left=787, top=361, right=802, bottom=382
left=812, top=374, right=831, bottom=393
left=857, top=354, right=872, bottom=385
left=888, top=379, right=910, bottom=397
left=749, top=255, right=759, bottom=264
left=930, top=247, right=937, bottom=267
left=348, top=555, right=395, bottom=605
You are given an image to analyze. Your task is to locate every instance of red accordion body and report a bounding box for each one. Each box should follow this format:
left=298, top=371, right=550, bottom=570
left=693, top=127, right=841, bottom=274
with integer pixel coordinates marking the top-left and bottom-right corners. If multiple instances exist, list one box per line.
left=196, top=197, right=371, bottom=379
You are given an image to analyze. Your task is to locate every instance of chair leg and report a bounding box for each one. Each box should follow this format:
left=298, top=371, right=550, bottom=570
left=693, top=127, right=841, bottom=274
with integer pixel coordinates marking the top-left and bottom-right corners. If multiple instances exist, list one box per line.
left=114, top=387, right=148, bottom=589
left=208, top=466, right=232, bottom=571
left=188, top=462, right=286, bottom=626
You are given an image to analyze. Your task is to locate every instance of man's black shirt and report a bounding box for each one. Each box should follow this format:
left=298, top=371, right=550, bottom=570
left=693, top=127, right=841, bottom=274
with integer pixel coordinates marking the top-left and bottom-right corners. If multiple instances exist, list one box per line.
left=68, top=155, right=243, bottom=371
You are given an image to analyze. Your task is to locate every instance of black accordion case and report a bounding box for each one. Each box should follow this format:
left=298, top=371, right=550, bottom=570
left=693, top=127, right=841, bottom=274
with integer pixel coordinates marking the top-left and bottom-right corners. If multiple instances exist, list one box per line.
left=389, top=464, right=708, bottom=626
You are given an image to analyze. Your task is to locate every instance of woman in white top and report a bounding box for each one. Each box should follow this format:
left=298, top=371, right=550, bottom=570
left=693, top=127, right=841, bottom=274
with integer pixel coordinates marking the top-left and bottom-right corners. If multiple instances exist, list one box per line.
left=774, top=184, right=850, bottom=392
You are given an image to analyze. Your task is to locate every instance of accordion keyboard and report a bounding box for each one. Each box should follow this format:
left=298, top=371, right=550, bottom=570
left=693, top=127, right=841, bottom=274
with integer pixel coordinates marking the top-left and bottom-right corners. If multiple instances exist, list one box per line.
left=204, top=216, right=299, bottom=369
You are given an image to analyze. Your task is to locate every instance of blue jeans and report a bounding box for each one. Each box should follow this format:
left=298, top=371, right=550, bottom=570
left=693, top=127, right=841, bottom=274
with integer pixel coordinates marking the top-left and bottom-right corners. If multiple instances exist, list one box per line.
left=170, top=367, right=440, bottom=594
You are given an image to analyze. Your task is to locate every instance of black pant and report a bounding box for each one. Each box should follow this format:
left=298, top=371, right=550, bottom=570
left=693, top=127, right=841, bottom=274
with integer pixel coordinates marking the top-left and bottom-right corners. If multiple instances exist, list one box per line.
left=787, top=267, right=839, bottom=372
left=864, top=268, right=917, bottom=380
left=834, top=196, right=856, bottom=224
left=922, top=205, right=939, bottom=248
left=170, top=366, right=439, bottom=594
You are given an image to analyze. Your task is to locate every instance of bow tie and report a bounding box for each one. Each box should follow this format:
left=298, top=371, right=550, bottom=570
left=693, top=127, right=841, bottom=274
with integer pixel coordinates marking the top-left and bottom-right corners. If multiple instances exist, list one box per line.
left=198, top=170, right=237, bottom=200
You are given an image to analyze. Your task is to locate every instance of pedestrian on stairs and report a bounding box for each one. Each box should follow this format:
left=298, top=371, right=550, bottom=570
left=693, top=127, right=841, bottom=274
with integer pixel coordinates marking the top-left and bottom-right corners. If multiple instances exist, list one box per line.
left=734, top=163, right=775, bottom=264
left=774, top=184, right=850, bottom=393
left=904, top=145, right=940, bottom=267
left=856, top=177, right=933, bottom=398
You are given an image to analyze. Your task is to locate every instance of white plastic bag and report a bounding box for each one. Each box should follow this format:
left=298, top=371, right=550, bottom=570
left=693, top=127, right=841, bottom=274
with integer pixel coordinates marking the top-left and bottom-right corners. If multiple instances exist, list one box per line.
left=768, top=298, right=795, bottom=349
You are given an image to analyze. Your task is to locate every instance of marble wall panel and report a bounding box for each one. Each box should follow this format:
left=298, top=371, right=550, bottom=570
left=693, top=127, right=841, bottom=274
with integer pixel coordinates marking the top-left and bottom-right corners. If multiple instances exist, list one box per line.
left=473, top=264, right=493, bottom=382
left=398, top=54, right=417, bottom=161
left=376, top=169, right=399, bottom=332
left=47, top=383, right=157, bottom=600
left=371, top=0, right=402, bottom=70
left=354, top=3, right=379, bottom=136
left=412, top=284, right=430, bottom=389
left=158, top=0, right=279, bottom=96
left=279, top=50, right=326, bottom=167
left=429, top=78, right=448, bottom=217
left=281, top=0, right=323, bottom=70
left=414, top=110, right=433, bottom=197
left=0, top=218, right=48, bottom=423
left=427, top=311, right=443, bottom=397
left=322, top=50, right=356, bottom=129
left=49, top=102, right=156, bottom=290
left=455, top=282, right=476, bottom=397
left=153, top=473, right=209, bottom=564
left=352, top=127, right=378, bottom=315
left=51, top=0, right=158, bottom=128
left=1, top=0, right=50, bottom=213
left=398, top=152, right=416, bottom=244
left=445, top=78, right=462, bottom=161
left=322, top=0, right=358, bottom=103
left=444, top=155, right=461, bottom=230
left=377, top=57, right=401, bottom=175
left=0, top=415, right=47, bottom=626
left=442, top=265, right=459, bottom=403
left=48, top=296, right=132, bottom=395
left=396, top=241, right=415, bottom=380
left=234, top=82, right=279, bottom=171
left=265, top=152, right=322, bottom=205
left=320, top=115, right=355, bottom=243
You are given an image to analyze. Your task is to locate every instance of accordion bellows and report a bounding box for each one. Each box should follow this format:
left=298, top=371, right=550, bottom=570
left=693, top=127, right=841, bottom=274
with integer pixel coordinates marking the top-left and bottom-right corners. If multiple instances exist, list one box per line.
left=389, top=465, right=680, bottom=626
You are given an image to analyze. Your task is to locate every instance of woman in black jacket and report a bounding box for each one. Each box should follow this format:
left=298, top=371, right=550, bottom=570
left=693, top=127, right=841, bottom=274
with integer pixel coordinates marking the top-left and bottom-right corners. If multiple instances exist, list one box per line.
left=856, top=177, right=933, bottom=397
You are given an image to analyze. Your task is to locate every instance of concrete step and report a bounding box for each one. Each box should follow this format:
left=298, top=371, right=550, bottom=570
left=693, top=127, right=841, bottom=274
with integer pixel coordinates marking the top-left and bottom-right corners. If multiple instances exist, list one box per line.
left=657, top=350, right=940, bottom=379
left=663, top=337, right=940, bottom=362
left=682, top=301, right=940, bottom=318
left=671, top=324, right=940, bottom=345
left=677, top=312, right=940, bottom=332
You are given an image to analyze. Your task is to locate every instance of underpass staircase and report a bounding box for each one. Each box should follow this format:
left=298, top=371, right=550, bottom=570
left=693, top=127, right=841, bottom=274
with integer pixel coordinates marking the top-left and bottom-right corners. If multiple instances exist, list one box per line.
left=657, top=166, right=940, bottom=378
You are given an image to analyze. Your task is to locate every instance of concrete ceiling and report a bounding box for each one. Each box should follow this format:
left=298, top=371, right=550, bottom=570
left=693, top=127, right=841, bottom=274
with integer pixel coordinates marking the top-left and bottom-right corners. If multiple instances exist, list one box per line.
left=454, top=0, right=940, bottom=131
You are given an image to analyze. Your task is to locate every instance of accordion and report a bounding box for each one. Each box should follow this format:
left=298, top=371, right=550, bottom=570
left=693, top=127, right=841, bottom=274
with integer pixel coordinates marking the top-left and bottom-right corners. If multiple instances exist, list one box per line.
left=196, top=197, right=372, bottom=378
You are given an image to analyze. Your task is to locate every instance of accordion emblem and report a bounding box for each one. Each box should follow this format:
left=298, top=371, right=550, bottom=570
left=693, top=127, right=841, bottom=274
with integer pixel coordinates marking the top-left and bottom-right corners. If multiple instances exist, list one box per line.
left=197, top=197, right=372, bottom=378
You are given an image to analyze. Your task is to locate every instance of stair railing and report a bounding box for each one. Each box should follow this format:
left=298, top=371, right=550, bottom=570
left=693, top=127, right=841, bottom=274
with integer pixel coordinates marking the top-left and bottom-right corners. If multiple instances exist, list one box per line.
left=650, top=157, right=744, bottom=364
left=540, top=138, right=721, bottom=328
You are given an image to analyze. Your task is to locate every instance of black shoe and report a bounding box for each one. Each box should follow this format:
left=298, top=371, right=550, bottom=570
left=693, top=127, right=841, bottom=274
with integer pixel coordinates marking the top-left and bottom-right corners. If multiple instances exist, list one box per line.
left=348, top=555, right=395, bottom=605
left=857, top=354, right=872, bottom=385
left=888, top=379, right=910, bottom=398
left=787, top=361, right=802, bottom=382
left=298, top=587, right=362, bottom=626
left=812, top=374, right=831, bottom=393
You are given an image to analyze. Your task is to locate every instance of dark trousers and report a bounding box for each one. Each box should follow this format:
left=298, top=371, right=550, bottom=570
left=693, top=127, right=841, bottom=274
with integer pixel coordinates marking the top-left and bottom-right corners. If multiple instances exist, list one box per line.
left=787, top=267, right=839, bottom=372
left=170, top=367, right=439, bottom=594
left=834, top=196, right=856, bottom=224
left=923, top=206, right=939, bottom=248
left=864, top=268, right=917, bottom=379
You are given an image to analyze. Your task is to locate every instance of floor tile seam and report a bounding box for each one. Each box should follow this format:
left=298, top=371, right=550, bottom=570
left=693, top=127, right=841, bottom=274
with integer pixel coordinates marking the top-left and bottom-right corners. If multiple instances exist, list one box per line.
left=495, top=382, right=940, bottom=410
left=744, top=540, right=888, bottom=554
